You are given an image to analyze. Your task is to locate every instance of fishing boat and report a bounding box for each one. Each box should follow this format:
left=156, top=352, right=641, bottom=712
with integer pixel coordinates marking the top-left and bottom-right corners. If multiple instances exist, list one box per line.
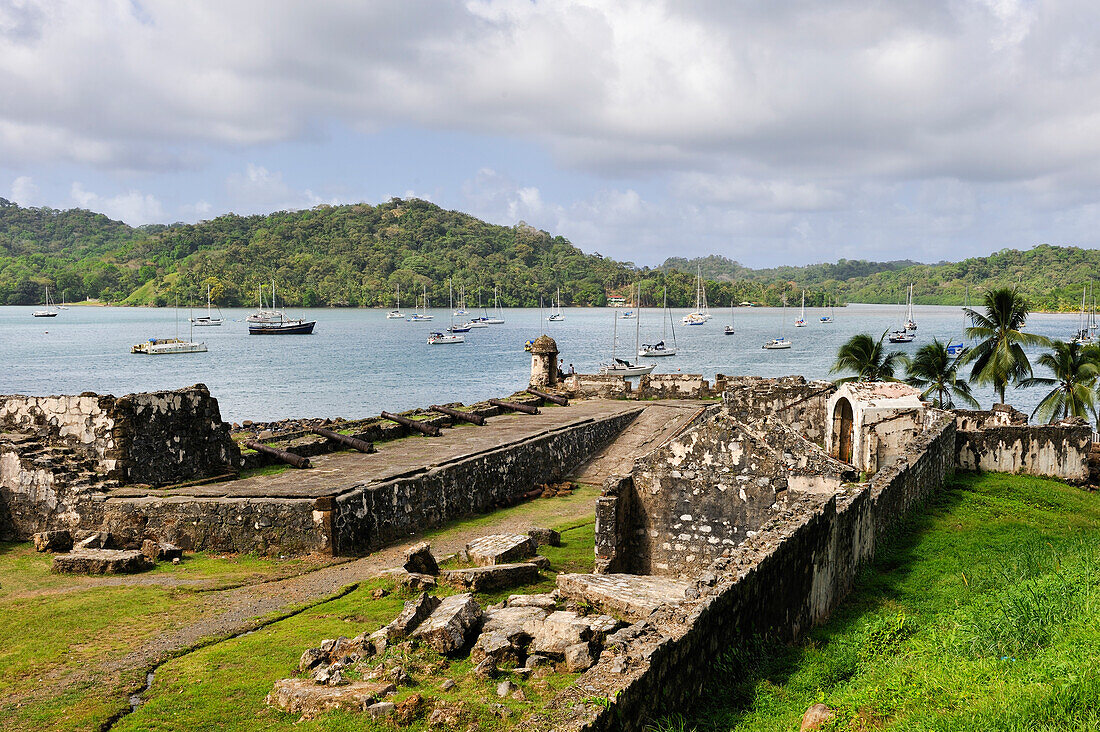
left=407, top=286, right=434, bottom=322
left=820, top=296, right=833, bottom=323
left=763, top=299, right=791, bottom=349
left=600, top=309, right=655, bottom=375
left=132, top=300, right=207, bottom=354
left=481, top=287, right=505, bottom=324
left=386, top=284, right=404, bottom=319
left=724, top=299, right=735, bottom=335
left=905, top=284, right=917, bottom=331
left=32, top=286, right=59, bottom=317
left=247, top=280, right=316, bottom=335
left=190, top=284, right=223, bottom=326
left=638, top=287, right=678, bottom=356
left=547, top=288, right=564, bottom=322
left=794, top=290, right=807, bottom=327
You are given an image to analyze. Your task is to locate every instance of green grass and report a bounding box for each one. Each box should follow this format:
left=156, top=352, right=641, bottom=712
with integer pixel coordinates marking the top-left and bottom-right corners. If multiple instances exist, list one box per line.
left=114, top=520, right=596, bottom=731
left=647, top=473, right=1100, bottom=732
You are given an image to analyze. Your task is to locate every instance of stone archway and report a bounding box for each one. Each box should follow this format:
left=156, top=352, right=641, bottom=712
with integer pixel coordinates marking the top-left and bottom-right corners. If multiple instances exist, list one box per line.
left=832, top=396, right=854, bottom=464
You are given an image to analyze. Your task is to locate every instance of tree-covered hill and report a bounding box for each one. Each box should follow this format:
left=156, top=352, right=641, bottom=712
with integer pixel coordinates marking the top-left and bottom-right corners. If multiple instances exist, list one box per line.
left=1, top=196, right=1097, bottom=311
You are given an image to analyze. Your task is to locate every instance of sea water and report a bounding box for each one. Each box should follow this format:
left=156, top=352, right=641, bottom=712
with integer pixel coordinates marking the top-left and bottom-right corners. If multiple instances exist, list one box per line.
left=0, top=304, right=1087, bottom=422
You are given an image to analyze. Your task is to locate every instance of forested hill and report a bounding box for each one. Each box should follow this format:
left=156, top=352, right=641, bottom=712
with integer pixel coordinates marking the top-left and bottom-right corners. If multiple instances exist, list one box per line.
left=1, top=195, right=1098, bottom=310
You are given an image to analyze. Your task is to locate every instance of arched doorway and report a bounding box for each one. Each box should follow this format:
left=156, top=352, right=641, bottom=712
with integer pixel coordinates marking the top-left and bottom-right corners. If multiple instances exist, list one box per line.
left=832, top=397, right=854, bottom=464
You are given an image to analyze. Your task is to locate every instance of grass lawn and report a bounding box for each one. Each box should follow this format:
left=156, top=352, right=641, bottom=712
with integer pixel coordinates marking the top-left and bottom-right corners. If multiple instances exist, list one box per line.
left=113, top=521, right=595, bottom=731
left=648, top=472, right=1100, bottom=732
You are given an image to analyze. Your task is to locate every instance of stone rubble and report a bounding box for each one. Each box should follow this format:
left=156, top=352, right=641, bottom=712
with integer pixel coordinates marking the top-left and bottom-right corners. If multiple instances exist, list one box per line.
left=411, top=593, right=483, bottom=654
left=33, top=530, right=72, bottom=552
left=402, top=541, right=439, bottom=575
left=466, top=533, right=538, bottom=566
left=440, top=562, right=540, bottom=592
left=527, top=527, right=561, bottom=547
left=52, top=549, right=152, bottom=575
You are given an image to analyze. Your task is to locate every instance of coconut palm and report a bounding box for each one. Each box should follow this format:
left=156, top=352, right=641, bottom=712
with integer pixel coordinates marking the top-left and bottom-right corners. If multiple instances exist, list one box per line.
left=1017, top=340, right=1100, bottom=423
left=905, top=338, right=979, bottom=408
left=963, top=288, right=1051, bottom=405
left=831, top=332, right=908, bottom=383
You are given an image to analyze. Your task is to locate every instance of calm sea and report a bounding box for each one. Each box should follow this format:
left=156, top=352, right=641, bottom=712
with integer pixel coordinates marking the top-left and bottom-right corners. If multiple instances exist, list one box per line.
left=0, top=304, right=1087, bottom=422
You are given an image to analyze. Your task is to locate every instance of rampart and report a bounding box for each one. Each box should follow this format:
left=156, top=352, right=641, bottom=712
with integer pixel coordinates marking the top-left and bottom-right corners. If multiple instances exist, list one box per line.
left=722, top=375, right=834, bottom=443
left=956, top=414, right=1091, bottom=483
left=536, top=412, right=957, bottom=731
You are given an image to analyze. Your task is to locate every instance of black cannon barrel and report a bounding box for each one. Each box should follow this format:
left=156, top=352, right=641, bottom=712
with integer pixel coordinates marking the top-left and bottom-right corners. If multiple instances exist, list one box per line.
left=242, top=440, right=311, bottom=468
left=430, top=405, right=486, bottom=426
left=489, top=398, right=540, bottom=415
left=381, top=411, right=441, bottom=436
left=310, top=427, right=375, bottom=453
left=526, top=388, right=569, bottom=406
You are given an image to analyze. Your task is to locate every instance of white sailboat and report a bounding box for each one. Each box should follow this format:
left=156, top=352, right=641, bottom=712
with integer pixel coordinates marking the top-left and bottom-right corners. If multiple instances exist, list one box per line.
left=32, top=285, right=59, bottom=317
left=1072, top=285, right=1093, bottom=344
left=763, top=299, right=792, bottom=349
left=482, top=286, right=505, bottom=324
left=638, top=287, right=678, bottom=357
left=190, top=284, right=223, bottom=326
left=682, top=267, right=711, bottom=324
left=465, top=289, right=489, bottom=327
left=246, top=284, right=282, bottom=323
left=386, top=284, right=404, bottom=319
left=620, top=283, right=637, bottom=318
left=600, top=308, right=655, bottom=375
left=889, top=289, right=915, bottom=343
left=725, top=299, right=735, bottom=335
left=820, top=295, right=833, bottom=323
left=794, top=290, right=807, bottom=327
left=132, top=298, right=207, bottom=354
left=408, top=285, right=434, bottom=321
left=452, top=284, right=469, bottom=317
left=547, top=287, right=564, bottom=321
left=905, top=283, right=917, bottom=331
left=430, top=282, right=464, bottom=344
left=58, top=290, right=69, bottom=310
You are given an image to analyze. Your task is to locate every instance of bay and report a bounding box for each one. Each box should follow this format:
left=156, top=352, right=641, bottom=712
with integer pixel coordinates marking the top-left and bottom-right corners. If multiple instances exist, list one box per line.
left=0, top=303, right=1088, bottom=422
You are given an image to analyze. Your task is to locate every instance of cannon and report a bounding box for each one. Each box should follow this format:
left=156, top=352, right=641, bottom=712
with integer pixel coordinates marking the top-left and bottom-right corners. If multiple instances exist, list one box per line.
left=310, top=426, right=375, bottom=453
left=381, top=411, right=441, bottom=436
left=430, top=405, right=486, bottom=426
left=489, top=398, right=540, bottom=415
left=525, top=388, right=569, bottom=406
left=242, top=440, right=311, bottom=469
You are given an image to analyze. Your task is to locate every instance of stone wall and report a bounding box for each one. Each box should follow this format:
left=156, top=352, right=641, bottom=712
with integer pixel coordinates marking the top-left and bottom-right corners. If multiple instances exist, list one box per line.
left=635, top=374, right=712, bottom=400
left=721, top=375, right=834, bottom=444
left=954, top=404, right=1028, bottom=431
left=563, top=374, right=633, bottom=399
left=956, top=417, right=1091, bottom=483
left=533, top=412, right=957, bottom=732
left=332, top=408, right=641, bottom=554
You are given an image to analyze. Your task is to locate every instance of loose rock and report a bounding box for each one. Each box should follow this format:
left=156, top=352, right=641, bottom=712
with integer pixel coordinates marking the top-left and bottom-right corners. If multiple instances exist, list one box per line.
left=52, top=549, right=152, bottom=575
left=801, top=703, right=836, bottom=731
left=33, top=530, right=72, bottom=553
left=466, top=534, right=538, bottom=566
left=412, top=593, right=483, bottom=654
left=496, top=679, right=516, bottom=698
left=266, top=679, right=396, bottom=719
left=528, top=527, right=561, bottom=547
left=441, top=562, right=539, bottom=593
left=507, top=594, right=557, bottom=611
left=403, top=541, right=440, bottom=575
left=564, top=642, right=596, bottom=672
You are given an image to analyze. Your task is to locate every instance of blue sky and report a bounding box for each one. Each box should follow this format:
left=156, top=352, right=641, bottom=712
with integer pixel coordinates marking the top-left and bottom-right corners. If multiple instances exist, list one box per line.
left=3, top=0, right=1100, bottom=268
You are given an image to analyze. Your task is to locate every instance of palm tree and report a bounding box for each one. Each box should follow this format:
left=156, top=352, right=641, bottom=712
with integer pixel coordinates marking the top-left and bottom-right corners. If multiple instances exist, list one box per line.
left=905, top=338, right=979, bottom=408
left=1017, top=340, right=1100, bottom=423
left=831, top=332, right=908, bottom=383
left=963, top=288, right=1051, bottom=405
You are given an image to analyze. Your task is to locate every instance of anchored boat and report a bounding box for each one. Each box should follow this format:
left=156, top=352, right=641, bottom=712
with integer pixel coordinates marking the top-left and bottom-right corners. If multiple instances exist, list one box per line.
left=247, top=280, right=316, bottom=335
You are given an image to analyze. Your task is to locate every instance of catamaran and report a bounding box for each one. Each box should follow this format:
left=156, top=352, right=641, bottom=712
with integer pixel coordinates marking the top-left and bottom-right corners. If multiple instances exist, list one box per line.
left=247, top=280, right=316, bottom=335
left=132, top=300, right=207, bottom=354
left=638, top=287, right=678, bottom=357
left=600, top=308, right=655, bottom=375
left=190, top=284, right=223, bottom=326
left=763, top=299, right=792, bottom=349
left=32, top=286, right=59, bottom=317
left=794, top=290, right=807, bottom=327
left=387, top=284, right=404, bottom=319
left=547, top=288, right=564, bottom=322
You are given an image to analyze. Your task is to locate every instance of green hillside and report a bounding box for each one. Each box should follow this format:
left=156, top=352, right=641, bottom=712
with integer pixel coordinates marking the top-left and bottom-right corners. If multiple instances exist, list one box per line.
left=1, top=196, right=1097, bottom=311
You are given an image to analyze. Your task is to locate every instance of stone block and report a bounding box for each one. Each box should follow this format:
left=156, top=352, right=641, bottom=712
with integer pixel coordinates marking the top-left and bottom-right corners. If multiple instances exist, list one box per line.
left=379, top=567, right=437, bottom=590
left=466, top=534, right=537, bottom=566
left=483, top=605, right=550, bottom=635
left=141, top=539, right=183, bottom=562
left=470, top=629, right=526, bottom=667
left=440, top=563, right=540, bottom=593
left=402, top=541, right=439, bottom=575
left=507, top=593, right=557, bottom=611
left=33, top=530, right=72, bottom=553
left=564, top=642, right=597, bottom=671
left=384, top=592, right=441, bottom=640
left=52, top=549, right=152, bottom=575
left=266, top=678, right=395, bottom=719
left=411, top=593, right=482, bottom=654
left=76, top=531, right=113, bottom=550
left=527, top=610, right=594, bottom=658
left=527, top=527, right=561, bottom=547
left=556, top=573, right=691, bottom=622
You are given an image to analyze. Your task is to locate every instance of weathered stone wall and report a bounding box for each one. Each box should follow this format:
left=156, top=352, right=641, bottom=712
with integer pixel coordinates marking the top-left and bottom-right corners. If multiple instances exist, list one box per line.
left=333, top=408, right=641, bottom=554
left=954, top=404, right=1028, bottom=431
left=563, top=374, right=633, bottom=399
left=0, top=392, right=120, bottom=474
left=956, top=417, right=1091, bottom=483
left=635, top=374, right=712, bottom=400
left=534, top=412, right=956, bottom=732
left=721, top=375, right=834, bottom=444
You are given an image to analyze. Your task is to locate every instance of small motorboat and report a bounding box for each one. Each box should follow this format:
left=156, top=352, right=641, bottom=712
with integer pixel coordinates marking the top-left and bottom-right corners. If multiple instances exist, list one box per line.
left=428, top=331, right=464, bottom=345
left=448, top=324, right=472, bottom=333
left=724, top=325, right=735, bottom=335
left=945, top=342, right=969, bottom=357
left=888, top=330, right=914, bottom=343
left=763, top=337, right=792, bottom=350
left=131, top=338, right=207, bottom=354
left=638, top=340, right=677, bottom=357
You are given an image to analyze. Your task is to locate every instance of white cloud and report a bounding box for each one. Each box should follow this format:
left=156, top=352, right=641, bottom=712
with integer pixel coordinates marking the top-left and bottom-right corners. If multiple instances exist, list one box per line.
left=224, top=163, right=342, bottom=213
left=70, top=182, right=163, bottom=225
left=9, top=175, right=39, bottom=206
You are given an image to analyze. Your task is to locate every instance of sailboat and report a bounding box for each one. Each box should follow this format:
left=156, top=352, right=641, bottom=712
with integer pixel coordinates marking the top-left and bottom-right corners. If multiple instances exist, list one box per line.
left=889, top=289, right=914, bottom=343
left=600, top=308, right=655, bottom=375
left=725, top=299, right=735, bottom=335
left=547, top=288, right=564, bottom=321
left=638, top=288, right=678, bottom=356
left=386, top=284, right=404, bottom=319
left=946, top=286, right=970, bottom=357
left=430, top=282, right=465, bottom=344
left=763, top=299, right=792, bottom=349
left=682, top=267, right=711, bottom=324
left=904, top=283, right=917, bottom=331
left=820, top=295, right=833, bottom=323
left=465, top=289, right=489, bottom=327
left=481, top=286, right=505, bottom=324
left=32, top=286, right=59, bottom=317
left=1071, top=285, right=1093, bottom=344
left=58, top=291, right=69, bottom=310
left=452, top=285, right=469, bottom=317
left=190, top=284, right=223, bottom=326
left=246, top=284, right=281, bottom=323
left=446, top=281, right=472, bottom=333
left=620, top=283, right=637, bottom=318
left=794, top=290, right=807, bottom=327
left=131, top=298, right=207, bottom=354
left=247, top=280, right=316, bottom=334
left=408, top=285, right=434, bottom=321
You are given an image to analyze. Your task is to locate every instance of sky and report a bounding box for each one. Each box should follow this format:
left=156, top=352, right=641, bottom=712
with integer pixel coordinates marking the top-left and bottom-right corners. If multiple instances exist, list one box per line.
left=2, top=0, right=1100, bottom=268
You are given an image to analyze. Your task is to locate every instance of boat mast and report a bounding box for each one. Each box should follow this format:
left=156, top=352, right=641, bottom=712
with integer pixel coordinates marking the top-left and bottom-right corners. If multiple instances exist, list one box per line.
left=611, top=311, right=618, bottom=361
left=635, top=283, right=641, bottom=356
